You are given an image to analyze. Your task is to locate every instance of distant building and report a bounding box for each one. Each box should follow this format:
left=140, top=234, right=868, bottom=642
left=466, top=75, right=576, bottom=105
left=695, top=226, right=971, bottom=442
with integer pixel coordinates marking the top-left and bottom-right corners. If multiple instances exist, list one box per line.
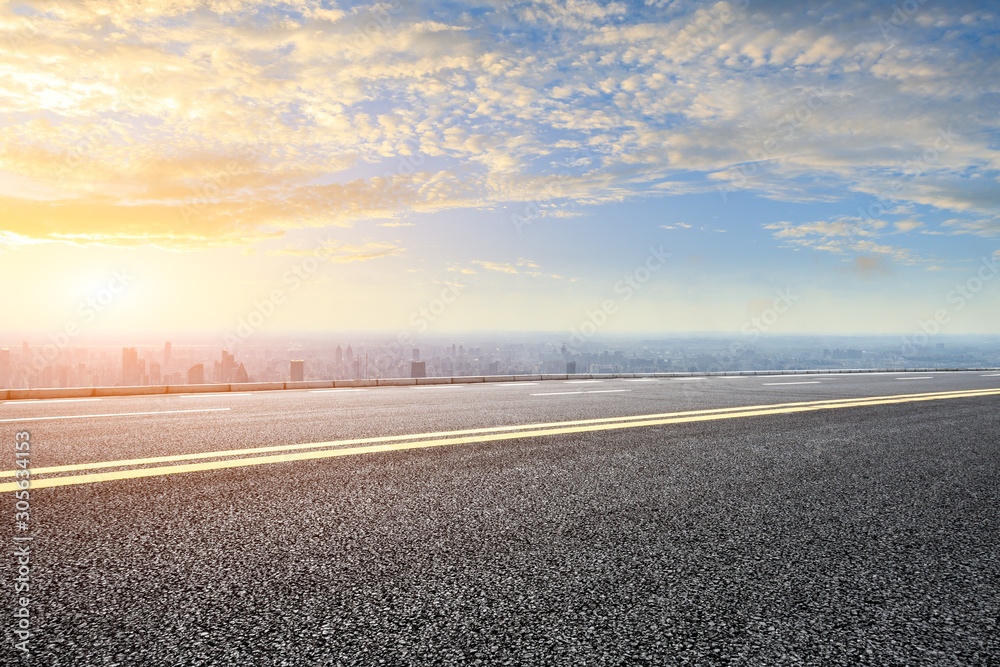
left=221, top=350, right=235, bottom=382
left=335, top=345, right=343, bottom=364
left=566, top=361, right=577, bottom=374
left=233, top=362, right=249, bottom=384
left=149, top=362, right=161, bottom=385
left=290, top=359, right=304, bottom=382
left=0, top=348, right=9, bottom=388
left=345, top=345, right=354, bottom=363
left=122, top=347, right=140, bottom=386
left=412, top=348, right=420, bottom=362
left=411, top=361, right=427, bottom=378
left=164, top=341, right=172, bottom=369
left=187, top=363, right=205, bottom=384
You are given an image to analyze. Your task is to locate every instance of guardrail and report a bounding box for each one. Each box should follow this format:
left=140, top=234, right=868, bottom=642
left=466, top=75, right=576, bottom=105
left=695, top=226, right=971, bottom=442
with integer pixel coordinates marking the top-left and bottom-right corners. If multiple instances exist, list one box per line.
left=1, top=367, right=998, bottom=402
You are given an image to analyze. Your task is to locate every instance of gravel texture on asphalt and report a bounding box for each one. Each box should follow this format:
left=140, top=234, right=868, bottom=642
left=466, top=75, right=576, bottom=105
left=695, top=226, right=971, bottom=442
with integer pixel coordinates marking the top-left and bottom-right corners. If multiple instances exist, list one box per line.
left=4, top=381, right=998, bottom=666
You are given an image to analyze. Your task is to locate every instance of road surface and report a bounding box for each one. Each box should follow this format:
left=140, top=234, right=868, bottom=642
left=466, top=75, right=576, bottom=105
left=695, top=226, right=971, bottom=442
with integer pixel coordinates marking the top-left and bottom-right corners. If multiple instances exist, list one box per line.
left=3, top=371, right=999, bottom=665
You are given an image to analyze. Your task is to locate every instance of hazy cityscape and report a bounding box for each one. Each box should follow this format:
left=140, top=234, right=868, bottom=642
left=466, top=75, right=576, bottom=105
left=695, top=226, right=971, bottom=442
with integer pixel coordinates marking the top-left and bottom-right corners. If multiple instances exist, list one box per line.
left=3, top=333, right=998, bottom=389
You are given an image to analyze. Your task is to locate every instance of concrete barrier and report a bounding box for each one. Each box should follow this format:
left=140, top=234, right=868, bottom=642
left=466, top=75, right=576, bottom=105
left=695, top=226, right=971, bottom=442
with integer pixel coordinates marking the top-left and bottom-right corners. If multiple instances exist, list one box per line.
left=0, top=390, right=7, bottom=401
left=167, top=383, right=229, bottom=394
left=332, top=379, right=377, bottom=388
left=377, top=378, right=417, bottom=386
left=452, top=376, right=485, bottom=383
left=230, top=382, right=285, bottom=392
left=285, top=381, right=335, bottom=390
left=95, top=385, right=168, bottom=397
left=416, top=377, right=452, bottom=385
left=484, top=375, right=514, bottom=382
left=8, top=387, right=95, bottom=400
left=514, top=375, right=542, bottom=382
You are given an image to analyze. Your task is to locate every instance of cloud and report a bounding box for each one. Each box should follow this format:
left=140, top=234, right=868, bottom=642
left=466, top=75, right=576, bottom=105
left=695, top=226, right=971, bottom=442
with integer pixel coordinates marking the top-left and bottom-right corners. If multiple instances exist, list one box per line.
left=661, top=223, right=692, bottom=230
left=471, top=260, right=520, bottom=275
left=273, top=240, right=404, bottom=262
left=0, top=0, right=998, bottom=256
left=849, top=256, right=891, bottom=278
left=894, top=220, right=923, bottom=233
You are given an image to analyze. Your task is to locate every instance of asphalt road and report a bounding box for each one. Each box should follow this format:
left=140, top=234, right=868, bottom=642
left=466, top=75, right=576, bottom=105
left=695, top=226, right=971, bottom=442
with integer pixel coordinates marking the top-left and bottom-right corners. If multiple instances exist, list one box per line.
left=3, top=371, right=999, bottom=665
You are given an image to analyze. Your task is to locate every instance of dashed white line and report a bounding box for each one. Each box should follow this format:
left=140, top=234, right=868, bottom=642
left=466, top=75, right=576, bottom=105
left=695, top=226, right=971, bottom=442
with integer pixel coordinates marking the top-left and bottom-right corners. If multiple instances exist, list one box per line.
left=492, top=382, right=539, bottom=387
left=763, top=381, right=821, bottom=385
left=896, top=376, right=933, bottom=380
left=179, top=393, right=254, bottom=398
left=415, top=384, right=464, bottom=389
left=309, top=389, right=367, bottom=393
left=3, top=398, right=102, bottom=405
left=674, top=377, right=706, bottom=381
left=980, top=373, right=1000, bottom=377
left=531, top=389, right=632, bottom=396
left=622, top=378, right=657, bottom=382
left=564, top=380, right=603, bottom=384
left=0, top=408, right=230, bottom=423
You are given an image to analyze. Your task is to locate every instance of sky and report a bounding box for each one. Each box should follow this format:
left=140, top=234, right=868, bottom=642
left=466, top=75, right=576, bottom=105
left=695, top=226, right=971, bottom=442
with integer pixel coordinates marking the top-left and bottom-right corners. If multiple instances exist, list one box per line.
left=1, top=0, right=999, bottom=343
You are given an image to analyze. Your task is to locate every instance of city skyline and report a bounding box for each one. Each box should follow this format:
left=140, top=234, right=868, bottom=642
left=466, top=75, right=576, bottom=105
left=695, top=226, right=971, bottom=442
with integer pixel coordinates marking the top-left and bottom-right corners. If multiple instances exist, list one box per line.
left=1, top=1, right=999, bottom=337
left=2, top=332, right=998, bottom=390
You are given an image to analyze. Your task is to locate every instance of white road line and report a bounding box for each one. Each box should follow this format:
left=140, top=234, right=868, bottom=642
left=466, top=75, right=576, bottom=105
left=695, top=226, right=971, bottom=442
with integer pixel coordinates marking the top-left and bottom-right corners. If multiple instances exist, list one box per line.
left=179, top=393, right=254, bottom=398
left=0, top=408, right=230, bottom=423
left=980, top=373, right=1000, bottom=377
left=720, top=376, right=748, bottom=379
left=415, top=384, right=464, bottom=389
left=896, top=376, right=933, bottom=380
left=622, top=378, right=657, bottom=382
left=531, top=389, right=632, bottom=396
left=3, top=398, right=102, bottom=405
left=492, top=382, right=539, bottom=386
left=309, top=389, right=367, bottom=393
left=565, top=380, right=603, bottom=384
left=763, top=381, right=821, bottom=385
left=674, top=377, right=706, bottom=381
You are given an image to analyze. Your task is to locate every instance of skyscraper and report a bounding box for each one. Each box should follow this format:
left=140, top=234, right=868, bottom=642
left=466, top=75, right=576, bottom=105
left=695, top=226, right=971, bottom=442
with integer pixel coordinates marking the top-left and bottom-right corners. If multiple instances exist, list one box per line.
left=164, top=341, right=172, bottom=369
left=187, top=364, right=204, bottom=384
left=122, top=347, right=140, bottom=386
left=290, top=359, right=304, bottom=382
left=221, top=350, right=235, bottom=382
left=0, top=348, right=9, bottom=389
left=335, top=345, right=343, bottom=364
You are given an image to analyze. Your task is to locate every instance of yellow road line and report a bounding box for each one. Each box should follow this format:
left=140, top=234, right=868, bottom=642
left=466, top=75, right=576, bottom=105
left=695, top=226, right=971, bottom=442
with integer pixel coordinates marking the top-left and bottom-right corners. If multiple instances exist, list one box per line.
left=4, top=387, right=993, bottom=478
left=2, top=387, right=998, bottom=493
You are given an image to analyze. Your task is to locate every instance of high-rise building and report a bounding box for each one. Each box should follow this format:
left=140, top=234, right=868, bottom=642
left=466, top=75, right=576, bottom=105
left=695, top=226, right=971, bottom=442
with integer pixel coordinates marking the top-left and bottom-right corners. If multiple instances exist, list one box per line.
left=345, top=345, right=354, bottom=363
left=221, top=350, right=235, bottom=382
left=187, top=364, right=205, bottom=384
left=233, top=363, right=249, bottom=384
left=410, top=361, right=427, bottom=378
left=164, top=341, right=172, bottom=369
left=0, top=348, right=9, bottom=388
left=290, top=359, right=304, bottom=382
left=149, top=362, right=161, bottom=385
left=335, top=345, right=343, bottom=364
left=122, top=347, right=140, bottom=386
left=412, top=348, right=420, bottom=361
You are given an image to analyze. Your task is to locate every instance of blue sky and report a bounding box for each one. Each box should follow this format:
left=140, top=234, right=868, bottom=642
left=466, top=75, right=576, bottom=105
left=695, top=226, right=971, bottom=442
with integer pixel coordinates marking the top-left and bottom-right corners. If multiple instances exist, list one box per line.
left=0, top=0, right=998, bottom=338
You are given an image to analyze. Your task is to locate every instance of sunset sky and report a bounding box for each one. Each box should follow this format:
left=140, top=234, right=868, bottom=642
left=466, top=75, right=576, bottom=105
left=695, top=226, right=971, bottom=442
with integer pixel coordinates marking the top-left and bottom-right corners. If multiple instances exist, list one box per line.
left=1, top=0, right=999, bottom=341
